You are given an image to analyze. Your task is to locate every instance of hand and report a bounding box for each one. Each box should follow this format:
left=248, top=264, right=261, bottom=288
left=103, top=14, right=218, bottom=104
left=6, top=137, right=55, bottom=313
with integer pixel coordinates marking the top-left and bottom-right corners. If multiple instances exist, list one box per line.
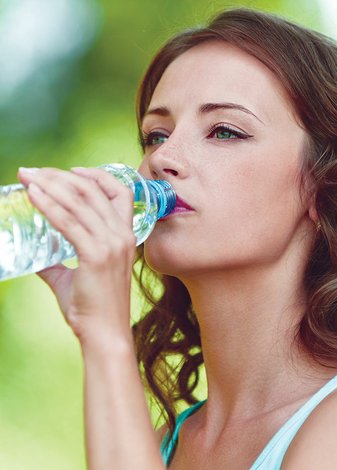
left=17, top=166, right=137, bottom=344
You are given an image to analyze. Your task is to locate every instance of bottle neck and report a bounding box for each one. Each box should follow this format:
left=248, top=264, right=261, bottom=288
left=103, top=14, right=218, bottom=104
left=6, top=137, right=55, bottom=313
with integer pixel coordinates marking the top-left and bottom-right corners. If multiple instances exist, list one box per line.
left=97, top=163, right=176, bottom=219
left=146, top=180, right=176, bottom=219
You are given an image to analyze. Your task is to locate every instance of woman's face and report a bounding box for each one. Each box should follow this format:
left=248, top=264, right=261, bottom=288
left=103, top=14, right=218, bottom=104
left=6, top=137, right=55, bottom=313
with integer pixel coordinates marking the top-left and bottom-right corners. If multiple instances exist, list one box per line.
left=138, top=41, right=314, bottom=277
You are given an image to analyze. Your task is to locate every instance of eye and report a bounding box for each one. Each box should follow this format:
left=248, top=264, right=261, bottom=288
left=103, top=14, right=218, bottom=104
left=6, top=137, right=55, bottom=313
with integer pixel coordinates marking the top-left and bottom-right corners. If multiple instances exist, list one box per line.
left=207, top=124, right=252, bottom=141
left=141, top=130, right=169, bottom=147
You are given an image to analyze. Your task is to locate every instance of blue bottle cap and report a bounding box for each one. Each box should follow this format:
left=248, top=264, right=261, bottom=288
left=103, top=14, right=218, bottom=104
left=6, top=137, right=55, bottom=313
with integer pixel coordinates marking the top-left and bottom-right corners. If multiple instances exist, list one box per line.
left=146, top=180, right=176, bottom=219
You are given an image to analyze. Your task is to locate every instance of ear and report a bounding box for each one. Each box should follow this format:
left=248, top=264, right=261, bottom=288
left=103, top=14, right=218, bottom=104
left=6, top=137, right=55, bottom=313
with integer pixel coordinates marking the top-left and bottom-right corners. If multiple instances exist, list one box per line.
left=303, top=173, right=319, bottom=225
left=308, top=204, right=319, bottom=225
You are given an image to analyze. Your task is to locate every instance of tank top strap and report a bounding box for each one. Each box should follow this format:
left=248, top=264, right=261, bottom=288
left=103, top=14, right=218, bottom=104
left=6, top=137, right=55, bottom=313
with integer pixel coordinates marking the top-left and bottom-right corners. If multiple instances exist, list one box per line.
left=251, top=374, right=337, bottom=469
left=160, top=400, right=206, bottom=466
left=160, top=374, right=337, bottom=468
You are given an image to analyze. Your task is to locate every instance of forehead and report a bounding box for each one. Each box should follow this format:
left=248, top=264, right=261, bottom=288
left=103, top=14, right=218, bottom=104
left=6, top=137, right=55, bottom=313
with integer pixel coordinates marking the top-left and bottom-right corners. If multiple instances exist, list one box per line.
left=149, top=41, right=295, bottom=124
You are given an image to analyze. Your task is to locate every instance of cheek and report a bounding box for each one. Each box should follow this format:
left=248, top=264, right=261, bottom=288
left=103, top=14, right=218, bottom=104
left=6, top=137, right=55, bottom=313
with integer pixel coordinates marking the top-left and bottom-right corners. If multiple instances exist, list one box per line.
left=201, top=158, right=304, bottom=257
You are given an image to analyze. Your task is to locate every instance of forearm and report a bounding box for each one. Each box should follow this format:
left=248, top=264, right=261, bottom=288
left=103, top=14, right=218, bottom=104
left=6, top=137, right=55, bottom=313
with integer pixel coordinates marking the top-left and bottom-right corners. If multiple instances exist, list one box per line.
left=81, top=332, right=165, bottom=470
left=18, top=166, right=161, bottom=468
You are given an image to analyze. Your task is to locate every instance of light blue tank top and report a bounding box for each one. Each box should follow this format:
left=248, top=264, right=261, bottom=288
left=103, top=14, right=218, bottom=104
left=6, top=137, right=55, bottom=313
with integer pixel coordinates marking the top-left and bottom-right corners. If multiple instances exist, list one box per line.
left=161, top=374, right=337, bottom=468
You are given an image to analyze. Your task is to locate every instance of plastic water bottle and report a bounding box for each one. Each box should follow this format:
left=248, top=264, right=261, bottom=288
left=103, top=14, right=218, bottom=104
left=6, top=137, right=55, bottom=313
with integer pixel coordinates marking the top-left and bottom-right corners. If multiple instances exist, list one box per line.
left=0, top=163, right=176, bottom=281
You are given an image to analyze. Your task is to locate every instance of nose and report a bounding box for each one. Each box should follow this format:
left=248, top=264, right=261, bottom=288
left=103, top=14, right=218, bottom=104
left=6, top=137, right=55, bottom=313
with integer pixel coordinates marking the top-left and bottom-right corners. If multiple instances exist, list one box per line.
left=145, top=141, right=189, bottom=181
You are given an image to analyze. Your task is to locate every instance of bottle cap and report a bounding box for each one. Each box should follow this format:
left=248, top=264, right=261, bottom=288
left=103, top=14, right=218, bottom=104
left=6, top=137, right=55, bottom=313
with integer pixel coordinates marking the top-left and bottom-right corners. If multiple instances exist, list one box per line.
left=146, top=180, right=176, bottom=219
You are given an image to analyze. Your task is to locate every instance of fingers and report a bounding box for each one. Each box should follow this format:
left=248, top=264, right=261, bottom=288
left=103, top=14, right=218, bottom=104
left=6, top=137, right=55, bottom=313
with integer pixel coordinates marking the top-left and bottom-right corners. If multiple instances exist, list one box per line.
left=19, top=167, right=132, bottom=228
left=17, top=167, right=136, bottom=261
left=26, top=181, right=100, bottom=251
left=70, top=167, right=135, bottom=228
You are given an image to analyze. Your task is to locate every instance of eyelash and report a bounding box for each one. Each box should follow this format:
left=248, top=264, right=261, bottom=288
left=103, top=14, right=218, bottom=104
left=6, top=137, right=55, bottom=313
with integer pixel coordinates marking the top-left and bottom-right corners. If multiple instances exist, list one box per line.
left=141, top=124, right=252, bottom=147
left=141, top=130, right=167, bottom=148
left=207, top=124, right=252, bottom=141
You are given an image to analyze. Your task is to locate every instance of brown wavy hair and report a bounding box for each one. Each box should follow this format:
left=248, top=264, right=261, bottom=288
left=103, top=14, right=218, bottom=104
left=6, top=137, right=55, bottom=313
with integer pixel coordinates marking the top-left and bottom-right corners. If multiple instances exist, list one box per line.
left=131, top=8, right=337, bottom=441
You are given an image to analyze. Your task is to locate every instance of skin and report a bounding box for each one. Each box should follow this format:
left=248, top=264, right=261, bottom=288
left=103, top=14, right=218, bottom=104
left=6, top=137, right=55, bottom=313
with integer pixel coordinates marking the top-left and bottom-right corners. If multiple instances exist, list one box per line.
left=140, top=41, right=313, bottom=276
left=139, top=42, right=337, bottom=468
left=16, top=168, right=164, bottom=470
left=16, top=41, right=337, bottom=469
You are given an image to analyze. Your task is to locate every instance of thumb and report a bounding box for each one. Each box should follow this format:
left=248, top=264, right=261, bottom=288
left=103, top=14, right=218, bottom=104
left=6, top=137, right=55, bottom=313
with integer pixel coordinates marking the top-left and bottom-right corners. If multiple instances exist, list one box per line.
left=36, top=263, right=70, bottom=294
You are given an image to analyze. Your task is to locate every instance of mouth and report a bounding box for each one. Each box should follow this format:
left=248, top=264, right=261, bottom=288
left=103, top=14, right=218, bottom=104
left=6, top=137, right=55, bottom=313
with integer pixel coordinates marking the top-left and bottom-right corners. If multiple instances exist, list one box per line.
left=159, top=194, right=195, bottom=220
left=175, top=195, right=194, bottom=211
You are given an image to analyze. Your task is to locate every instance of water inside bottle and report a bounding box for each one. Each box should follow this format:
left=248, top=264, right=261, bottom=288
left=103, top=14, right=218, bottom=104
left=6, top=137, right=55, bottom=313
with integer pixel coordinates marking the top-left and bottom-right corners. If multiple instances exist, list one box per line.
left=132, top=200, right=157, bottom=245
left=0, top=187, right=75, bottom=281
left=0, top=188, right=159, bottom=281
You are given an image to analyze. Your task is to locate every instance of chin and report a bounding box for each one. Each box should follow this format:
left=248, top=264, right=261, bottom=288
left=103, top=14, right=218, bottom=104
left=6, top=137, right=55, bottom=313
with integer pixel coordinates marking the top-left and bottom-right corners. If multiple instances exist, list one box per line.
left=144, top=250, right=177, bottom=276
left=143, top=243, right=191, bottom=277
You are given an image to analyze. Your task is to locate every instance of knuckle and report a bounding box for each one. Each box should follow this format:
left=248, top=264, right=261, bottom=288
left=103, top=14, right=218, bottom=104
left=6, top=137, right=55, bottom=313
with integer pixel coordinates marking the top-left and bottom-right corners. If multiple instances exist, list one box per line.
left=80, top=182, right=103, bottom=204
left=93, top=234, right=135, bottom=267
left=109, top=237, right=127, bottom=256
left=79, top=178, right=97, bottom=195
left=118, top=185, right=134, bottom=203
left=91, top=247, right=111, bottom=267
left=92, top=169, right=113, bottom=187
left=72, top=193, right=84, bottom=208
left=124, top=231, right=137, bottom=249
left=51, top=208, right=74, bottom=231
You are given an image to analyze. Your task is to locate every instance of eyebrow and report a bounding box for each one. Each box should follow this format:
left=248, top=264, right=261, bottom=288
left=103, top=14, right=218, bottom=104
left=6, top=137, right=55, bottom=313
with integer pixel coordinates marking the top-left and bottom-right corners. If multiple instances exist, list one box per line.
left=199, top=102, right=264, bottom=124
left=143, top=102, right=264, bottom=124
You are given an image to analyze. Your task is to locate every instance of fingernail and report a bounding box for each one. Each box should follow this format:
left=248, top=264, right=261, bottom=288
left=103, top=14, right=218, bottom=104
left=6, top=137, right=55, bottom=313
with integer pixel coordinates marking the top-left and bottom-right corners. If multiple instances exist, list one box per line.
left=19, top=167, right=40, bottom=174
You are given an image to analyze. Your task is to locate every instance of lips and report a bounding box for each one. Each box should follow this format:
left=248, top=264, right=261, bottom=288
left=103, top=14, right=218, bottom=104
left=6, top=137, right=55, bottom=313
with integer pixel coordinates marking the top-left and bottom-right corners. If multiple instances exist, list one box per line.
left=158, top=194, right=194, bottom=221
left=174, top=195, right=194, bottom=211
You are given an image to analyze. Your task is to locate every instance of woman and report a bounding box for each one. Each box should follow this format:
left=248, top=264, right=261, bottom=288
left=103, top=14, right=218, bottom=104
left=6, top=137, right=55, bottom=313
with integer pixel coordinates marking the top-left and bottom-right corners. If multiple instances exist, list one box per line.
left=17, top=7, right=337, bottom=469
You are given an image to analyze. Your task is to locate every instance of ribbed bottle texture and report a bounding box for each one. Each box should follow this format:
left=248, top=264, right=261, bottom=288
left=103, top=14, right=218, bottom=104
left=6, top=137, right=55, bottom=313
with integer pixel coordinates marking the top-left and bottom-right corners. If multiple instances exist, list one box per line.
left=0, top=164, right=176, bottom=281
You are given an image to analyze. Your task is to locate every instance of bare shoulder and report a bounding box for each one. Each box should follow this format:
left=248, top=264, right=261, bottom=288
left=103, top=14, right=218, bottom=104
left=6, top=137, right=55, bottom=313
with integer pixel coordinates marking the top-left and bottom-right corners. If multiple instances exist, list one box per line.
left=282, top=388, right=337, bottom=469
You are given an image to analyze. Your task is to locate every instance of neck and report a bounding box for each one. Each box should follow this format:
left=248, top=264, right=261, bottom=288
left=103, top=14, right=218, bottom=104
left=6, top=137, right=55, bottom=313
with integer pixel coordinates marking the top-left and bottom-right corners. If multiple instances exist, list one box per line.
left=180, top=252, right=331, bottom=423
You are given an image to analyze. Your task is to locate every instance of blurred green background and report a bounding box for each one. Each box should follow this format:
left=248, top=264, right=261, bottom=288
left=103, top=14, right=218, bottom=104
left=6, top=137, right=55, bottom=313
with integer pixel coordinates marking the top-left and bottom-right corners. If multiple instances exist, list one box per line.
left=0, top=0, right=333, bottom=468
